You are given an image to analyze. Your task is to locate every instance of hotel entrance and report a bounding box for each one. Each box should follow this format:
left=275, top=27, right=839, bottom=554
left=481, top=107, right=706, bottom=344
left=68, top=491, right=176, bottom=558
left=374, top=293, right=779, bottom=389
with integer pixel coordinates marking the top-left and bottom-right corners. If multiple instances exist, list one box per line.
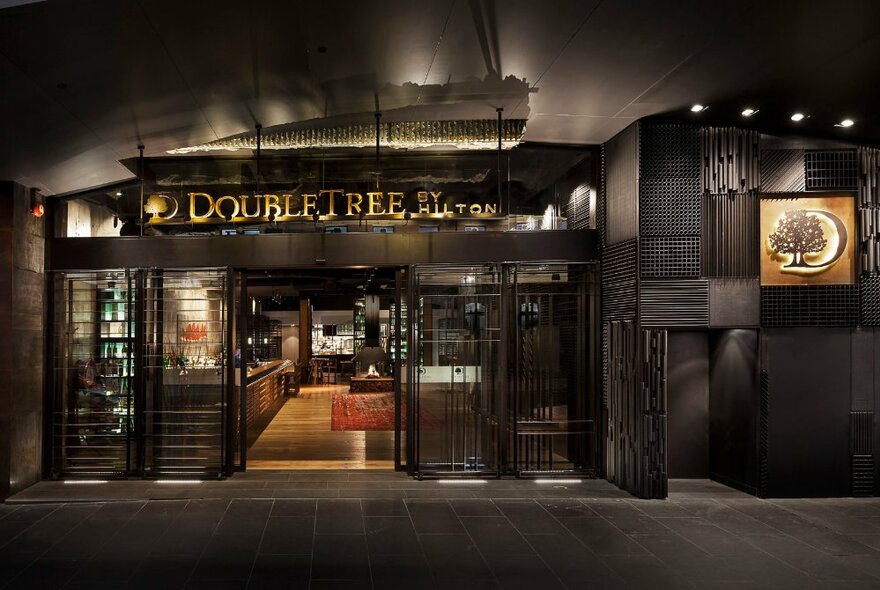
left=236, top=267, right=406, bottom=471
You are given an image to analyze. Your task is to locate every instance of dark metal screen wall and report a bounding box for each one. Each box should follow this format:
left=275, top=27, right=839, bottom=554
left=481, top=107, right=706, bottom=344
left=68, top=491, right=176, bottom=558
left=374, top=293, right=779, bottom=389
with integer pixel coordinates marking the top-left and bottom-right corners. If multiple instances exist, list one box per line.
left=564, top=183, right=592, bottom=230
left=605, top=321, right=637, bottom=492
left=702, top=127, right=760, bottom=194
left=640, top=280, right=709, bottom=328
left=760, top=149, right=806, bottom=192
left=604, top=123, right=639, bottom=245
left=761, top=286, right=859, bottom=327
left=51, top=271, right=134, bottom=477
left=805, top=150, right=858, bottom=191
left=704, top=193, right=760, bottom=277
left=601, top=240, right=638, bottom=321
left=640, top=329, right=667, bottom=499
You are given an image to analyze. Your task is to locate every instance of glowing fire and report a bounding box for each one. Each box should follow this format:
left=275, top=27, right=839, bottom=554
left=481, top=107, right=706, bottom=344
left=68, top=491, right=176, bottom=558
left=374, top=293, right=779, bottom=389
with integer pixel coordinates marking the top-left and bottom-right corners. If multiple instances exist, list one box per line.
left=365, top=364, right=380, bottom=378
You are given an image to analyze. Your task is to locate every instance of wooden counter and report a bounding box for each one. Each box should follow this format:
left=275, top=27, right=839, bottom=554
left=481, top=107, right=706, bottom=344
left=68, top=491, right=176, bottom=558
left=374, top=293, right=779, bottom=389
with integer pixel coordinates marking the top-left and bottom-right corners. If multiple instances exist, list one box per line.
left=246, top=359, right=292, bottom=445
left=349, top=376, right=394, bottom=393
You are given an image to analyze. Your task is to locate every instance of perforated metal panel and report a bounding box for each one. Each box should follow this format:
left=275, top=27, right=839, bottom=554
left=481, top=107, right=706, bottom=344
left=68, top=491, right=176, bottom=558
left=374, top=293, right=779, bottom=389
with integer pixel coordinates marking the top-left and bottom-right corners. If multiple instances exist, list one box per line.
left=709, top=279, right=760, bottom=327
left=602, top=239, right=638, bottom=321
left=640, top=279, right=709, bottom=327
left=761, top=286, right=859, bottom=327
left=598, top=145, right=607, bottom=246
left=641, top=237, right=701, bottom=277
left=640, top=123, right=701, bottom=178
left=702, top=127, right=761, bottom=194
left=639, top=176, right=701, bottom=236
left=805, top=150, right=857, bottom=191
left=860, top=274, right=880, bottom=325
left=761, top=149, right=806, bottom=192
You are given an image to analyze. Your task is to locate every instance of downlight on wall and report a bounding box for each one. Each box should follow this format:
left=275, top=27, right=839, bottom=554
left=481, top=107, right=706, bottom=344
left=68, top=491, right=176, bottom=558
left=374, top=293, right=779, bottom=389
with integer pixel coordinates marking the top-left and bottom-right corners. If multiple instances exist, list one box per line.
left=690, top=104, right=707, bottom=112
left=741, top=108, right=758, bottom=117
left=836, top=119, right=855, bottom=128
left=790, top=113, right=806, bottom=122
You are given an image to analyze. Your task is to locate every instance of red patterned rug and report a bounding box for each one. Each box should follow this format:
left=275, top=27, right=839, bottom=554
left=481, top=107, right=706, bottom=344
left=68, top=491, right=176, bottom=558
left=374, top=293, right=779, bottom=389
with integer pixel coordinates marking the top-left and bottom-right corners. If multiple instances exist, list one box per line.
left=331, top=393, right=443, bottom=431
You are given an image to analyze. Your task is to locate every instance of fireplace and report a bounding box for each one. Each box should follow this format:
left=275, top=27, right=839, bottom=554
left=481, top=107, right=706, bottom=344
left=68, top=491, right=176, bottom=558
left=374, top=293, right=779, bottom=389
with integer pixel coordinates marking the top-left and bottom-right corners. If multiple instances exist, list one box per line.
left=350, top=293, right=393, bottom=392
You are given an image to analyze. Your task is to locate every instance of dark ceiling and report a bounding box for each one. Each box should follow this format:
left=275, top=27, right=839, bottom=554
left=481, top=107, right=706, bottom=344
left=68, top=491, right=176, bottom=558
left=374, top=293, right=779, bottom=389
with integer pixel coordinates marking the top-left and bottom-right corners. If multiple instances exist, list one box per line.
left=1, top=0, right=879, bottom=195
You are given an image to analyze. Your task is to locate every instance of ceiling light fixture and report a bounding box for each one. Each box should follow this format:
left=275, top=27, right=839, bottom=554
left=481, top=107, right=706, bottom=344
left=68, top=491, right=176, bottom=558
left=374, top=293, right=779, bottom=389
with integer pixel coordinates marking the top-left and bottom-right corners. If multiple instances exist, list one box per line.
left=836, top=119, right=855, bottom=128
left=741, top=108, right=758, bottom=117
left=690, top=104, right=706, bottom=113
left=534, top=479, right=582, bottom=484
left=437, top=479, right=488, bottom=485
left=791, top=113, right=806, bottom=122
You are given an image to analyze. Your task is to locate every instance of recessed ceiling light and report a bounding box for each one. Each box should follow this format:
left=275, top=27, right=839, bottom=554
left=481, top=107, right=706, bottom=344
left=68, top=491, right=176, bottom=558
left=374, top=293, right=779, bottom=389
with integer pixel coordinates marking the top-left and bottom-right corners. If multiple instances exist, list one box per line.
left=791, top=113, right=806, bottom=122
left=741, top=108, right=758, bottom=117
left=115, top=191, right=122, bottom=196
left=690, top=104, right=706, bottom=113
left=836, top=119, right=855, bottom=128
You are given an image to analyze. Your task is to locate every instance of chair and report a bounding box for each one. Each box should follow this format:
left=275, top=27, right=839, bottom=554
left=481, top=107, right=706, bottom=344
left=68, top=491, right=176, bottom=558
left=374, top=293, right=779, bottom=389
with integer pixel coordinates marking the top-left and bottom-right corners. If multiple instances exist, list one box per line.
left=323, top=357, right=338, bottom=384
left=309, top=358, right=324, bottom=384
left=283, top=362, right=302, bottom=397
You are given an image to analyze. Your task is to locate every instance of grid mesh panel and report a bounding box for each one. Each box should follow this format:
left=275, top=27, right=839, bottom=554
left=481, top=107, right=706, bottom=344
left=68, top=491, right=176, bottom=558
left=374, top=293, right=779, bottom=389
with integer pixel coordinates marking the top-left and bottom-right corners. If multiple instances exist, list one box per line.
left=639, top=123, right=701, bottom=178
left=639, top=176, right=701, bottom=236
left=641, top=237, right=701, bottom=277
left=761, top=285, right=859, bottom=327
left=860, top=274, right=880, bottom=325
left=805, top=150, right=857, bottom=190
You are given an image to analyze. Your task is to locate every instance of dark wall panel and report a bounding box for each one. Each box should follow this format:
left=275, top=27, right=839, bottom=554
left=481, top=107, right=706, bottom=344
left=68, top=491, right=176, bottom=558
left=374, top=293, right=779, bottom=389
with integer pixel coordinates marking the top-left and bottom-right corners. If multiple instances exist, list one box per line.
left=764, top=328, right=851, bottom=497
left=709, top=329, right=759, bottom=494
left=667, top=332, right=709, bottom=478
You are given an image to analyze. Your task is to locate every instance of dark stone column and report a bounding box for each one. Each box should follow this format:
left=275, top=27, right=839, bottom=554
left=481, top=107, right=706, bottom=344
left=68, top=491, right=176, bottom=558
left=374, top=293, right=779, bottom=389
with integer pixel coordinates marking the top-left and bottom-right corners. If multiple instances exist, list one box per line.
left=0, top=181, right=46, bottom=499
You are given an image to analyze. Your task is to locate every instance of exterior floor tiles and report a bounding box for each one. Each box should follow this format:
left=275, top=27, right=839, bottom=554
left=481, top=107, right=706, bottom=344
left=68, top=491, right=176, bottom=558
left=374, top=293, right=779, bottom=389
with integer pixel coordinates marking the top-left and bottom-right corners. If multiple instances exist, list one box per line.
left=0, top=476, right=879, bottom=589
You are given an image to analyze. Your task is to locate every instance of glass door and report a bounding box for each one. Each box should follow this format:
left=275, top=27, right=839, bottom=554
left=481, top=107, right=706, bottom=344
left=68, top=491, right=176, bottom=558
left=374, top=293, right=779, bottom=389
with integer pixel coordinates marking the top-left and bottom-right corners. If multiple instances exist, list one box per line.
left=411, top=265, right=502, bottom=476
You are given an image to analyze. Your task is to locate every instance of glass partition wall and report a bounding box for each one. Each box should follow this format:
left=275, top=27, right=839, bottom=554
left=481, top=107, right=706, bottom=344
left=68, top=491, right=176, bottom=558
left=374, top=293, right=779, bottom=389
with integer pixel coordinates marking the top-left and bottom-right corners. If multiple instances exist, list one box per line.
left=50, top=268, right=229, bottom=478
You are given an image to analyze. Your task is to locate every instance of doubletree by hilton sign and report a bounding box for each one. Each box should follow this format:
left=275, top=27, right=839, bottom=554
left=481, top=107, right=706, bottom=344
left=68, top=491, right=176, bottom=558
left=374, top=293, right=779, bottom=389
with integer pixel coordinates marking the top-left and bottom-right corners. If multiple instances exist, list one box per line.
left=144, top=189, right=502, bottom=224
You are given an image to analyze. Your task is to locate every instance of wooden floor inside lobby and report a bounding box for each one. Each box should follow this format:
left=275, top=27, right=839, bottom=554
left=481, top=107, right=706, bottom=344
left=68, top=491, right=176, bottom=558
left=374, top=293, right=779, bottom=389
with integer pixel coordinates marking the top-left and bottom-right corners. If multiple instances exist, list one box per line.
left=247, top=384, right=395, bottom=470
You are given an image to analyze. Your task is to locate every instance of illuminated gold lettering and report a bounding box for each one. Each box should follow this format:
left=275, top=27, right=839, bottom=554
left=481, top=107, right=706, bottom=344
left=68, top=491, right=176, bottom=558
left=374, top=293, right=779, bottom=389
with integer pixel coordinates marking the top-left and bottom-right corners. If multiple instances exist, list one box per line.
left=264, top=194, right=281, bottom=220
left=321, top=189, right=342, bottom=216
left=347, top=193, right=363, bottom=215
left=417, top=191, right=430, bottom=214
left=189, top=192, right=215, bottom=221
left=303, top=194, right=318, bottom=217
left=483, top=203, right=497, bottom=215
left=455, top=203, right=467, bottom=214
left=387, top=192, right=404, bottom=215
left=367, top=192, right=386, bottom=215
left=241, top=195, right=261, bottom=218
left=214, top=195, right=240, bottom=221
left=283, top=194, right=301, bottom=217
left=470, top=203, right=482, bottom=215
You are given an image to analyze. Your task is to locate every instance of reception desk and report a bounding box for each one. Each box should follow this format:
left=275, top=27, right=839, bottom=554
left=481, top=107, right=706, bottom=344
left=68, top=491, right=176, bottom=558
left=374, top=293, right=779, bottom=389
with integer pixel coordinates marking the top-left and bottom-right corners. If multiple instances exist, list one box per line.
left=245, top=359, right=292, bottom=444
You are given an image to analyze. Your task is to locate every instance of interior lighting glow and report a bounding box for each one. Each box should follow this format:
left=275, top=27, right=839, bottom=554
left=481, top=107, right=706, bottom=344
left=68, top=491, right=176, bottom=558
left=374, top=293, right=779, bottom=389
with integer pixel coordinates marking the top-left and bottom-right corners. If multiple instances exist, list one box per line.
left=437, top=479, right=488, bottom=485
left=63, top=480, right=108, bottom=485
left=836, top=119, right=855, bottom=128
left=534, top=479, right=582, bottom=484
left=791, top=113, right=805, bottom=122
left=690, top=104, right=706, bottom=113
left=741, top=108, right=758, bottom=117
left=156, top=479, right=203, bottom=485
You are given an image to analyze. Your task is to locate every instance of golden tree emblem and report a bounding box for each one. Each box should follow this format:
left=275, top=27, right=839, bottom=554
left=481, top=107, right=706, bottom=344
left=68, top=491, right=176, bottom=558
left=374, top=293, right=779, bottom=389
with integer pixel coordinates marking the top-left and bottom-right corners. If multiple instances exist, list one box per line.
left=769, top=209, right=827, bottom=267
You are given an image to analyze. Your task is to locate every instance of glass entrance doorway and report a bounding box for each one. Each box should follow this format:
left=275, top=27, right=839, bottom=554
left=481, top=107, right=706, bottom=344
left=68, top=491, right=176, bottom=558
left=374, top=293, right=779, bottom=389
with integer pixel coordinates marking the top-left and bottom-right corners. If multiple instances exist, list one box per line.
left=236, top=267, right=406, bottom=471
left=410, top=263, right=599, bottom=477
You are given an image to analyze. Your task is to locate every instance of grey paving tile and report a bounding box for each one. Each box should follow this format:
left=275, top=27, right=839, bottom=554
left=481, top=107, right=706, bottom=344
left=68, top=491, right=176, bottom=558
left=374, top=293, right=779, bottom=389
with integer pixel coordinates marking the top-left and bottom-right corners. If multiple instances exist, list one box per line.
left=654, top=517, right=768, bottom=558
left=450, top=500, right=503, bottom=516
left=418, top=534, right=494, bottom=581
left=258, top=516, right=315, bottom=555
left=536, top=499, right=597, bottom=518
left=678, top=501, right=781, bottom=536
left=406, top=501, right=465, bottom=534
left=742, top=533, right=874, bottom=581
left=494, top=501, right=565, bottom=535
left=316, top=500, right=364, bottom=534
left=631, top=500, right=695, bottom=518
left=524, top=532, right=626, bottom=588
left=770, top=500, right=880, bottom=534
left=364, top=516, right=422, bottom=557
left=560, top=516, right=649, bottom=556
left=602, top=554, right=692, bottom=590
left=459, top=517, right=534, bottom=558
left=362, top=498, right=410, bottom=517
left=633, top=533, right=750, bottom=582
left=270, top=499, right=317, bottom=517
left=369, top=553, right=435, bottom=590
left=486, top=553, right=564, bottom=590
left=311, top=534, right=370, bottom=581
left=246, top=553, right=311, bottom=589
